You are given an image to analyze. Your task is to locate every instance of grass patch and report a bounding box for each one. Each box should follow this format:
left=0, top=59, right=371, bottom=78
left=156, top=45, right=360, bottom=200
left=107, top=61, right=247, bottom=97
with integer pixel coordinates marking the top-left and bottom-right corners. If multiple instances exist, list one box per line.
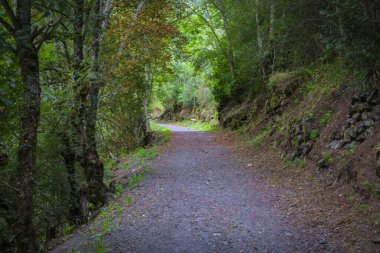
left=248, top=126, right=273, bottom=147
left=284, top=158, right=306, bottom=169
left=177, top=120, right=219, bottom=131
left=150, top=121, right=171, bottom=134
left=133, top=148, right=160, bottom=160
left=128, top=173, right=145, bottom=189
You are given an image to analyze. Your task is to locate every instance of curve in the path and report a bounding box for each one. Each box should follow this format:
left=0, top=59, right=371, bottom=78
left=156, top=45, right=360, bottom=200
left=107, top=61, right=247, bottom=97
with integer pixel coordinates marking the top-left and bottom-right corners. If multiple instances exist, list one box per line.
left=155, top=123, right=196, bottom=132
left=52, top=130, right=326, bottom=253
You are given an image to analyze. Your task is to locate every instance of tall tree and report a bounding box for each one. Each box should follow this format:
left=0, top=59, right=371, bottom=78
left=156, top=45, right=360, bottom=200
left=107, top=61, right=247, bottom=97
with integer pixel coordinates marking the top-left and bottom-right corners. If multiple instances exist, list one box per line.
left=0, top=0, right=59, bottom=251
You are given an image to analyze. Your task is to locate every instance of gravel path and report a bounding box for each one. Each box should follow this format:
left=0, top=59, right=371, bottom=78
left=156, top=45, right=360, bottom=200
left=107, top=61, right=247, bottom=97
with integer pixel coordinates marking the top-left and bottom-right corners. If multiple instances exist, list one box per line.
left=52, top=125, right=326, bottom=253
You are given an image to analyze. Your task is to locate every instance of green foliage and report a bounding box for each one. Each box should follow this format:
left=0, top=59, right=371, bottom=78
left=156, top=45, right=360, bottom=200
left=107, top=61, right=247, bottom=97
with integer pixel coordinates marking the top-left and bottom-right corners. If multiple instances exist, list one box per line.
left=123, top=163, right=131, bottom=173
left=128, top=173, right=145, bottom=189
left=125, top=196, right=133, bottom=207
left=115, top=184, right=124, bottom=197
left=284, top=158, right=306, bottom=169
left=1, top=0, right=380, bottom=251
left=150, top=122, right=171, bottom=134
left=310, top=129, right=319, bottom=141
left=177, top=120, right=219, bottom=132
left=319, top=111, right=332, bottom=126
left=348, top=145, right=358, bottom=155
left=322, top=151, right=334, bottom=162
left=249, top=126, right=273, bottom=147
left=134, top=148, right=160, bottom=160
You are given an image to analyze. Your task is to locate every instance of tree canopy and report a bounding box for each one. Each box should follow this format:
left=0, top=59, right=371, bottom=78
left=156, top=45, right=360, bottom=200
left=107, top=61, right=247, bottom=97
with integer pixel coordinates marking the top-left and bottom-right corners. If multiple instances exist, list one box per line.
left=0, top=0, right=379, bottom=251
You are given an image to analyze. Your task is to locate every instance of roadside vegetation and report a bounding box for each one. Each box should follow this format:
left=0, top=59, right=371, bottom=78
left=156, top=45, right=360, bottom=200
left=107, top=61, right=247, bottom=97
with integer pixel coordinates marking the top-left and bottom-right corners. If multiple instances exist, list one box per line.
left=0, top=0, right=379, bottom=251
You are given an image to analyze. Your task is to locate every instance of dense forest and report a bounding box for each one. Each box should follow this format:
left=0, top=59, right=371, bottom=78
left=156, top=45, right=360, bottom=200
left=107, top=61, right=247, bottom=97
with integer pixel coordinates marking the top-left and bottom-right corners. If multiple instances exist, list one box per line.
left=0, top=0, right=379, bottom=252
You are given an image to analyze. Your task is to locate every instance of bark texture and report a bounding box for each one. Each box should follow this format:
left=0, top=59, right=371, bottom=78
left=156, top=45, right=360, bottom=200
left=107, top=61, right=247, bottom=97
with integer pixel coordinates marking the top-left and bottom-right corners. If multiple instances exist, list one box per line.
left=13, top=0, right=40, bottom=251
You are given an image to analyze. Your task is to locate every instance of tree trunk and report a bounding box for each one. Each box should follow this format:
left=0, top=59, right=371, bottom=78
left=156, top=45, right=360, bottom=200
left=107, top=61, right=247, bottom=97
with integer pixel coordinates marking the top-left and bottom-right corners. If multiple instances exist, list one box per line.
left=14, top=0, right=40, bottom=251
left=254, top=0, right=265, bottom=79
left=265, top=0, right=275, bottom=77
left=217, top=0, right=236, bottom=83
left=72, top=0, right=88, bottom=224
left=143, top=63, right=151, bottom=133
left=84, top=0, right=109, bottom=205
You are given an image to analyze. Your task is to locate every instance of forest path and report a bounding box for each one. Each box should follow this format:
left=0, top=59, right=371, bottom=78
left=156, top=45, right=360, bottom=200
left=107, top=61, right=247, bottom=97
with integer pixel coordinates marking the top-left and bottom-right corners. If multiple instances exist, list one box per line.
left=52, top=125, right=326, bottom=253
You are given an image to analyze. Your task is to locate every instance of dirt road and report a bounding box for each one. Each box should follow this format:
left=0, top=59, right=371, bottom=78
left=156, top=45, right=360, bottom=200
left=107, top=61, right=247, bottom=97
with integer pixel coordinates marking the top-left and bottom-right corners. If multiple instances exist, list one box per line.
left=52, top=125, right=327, bottom=253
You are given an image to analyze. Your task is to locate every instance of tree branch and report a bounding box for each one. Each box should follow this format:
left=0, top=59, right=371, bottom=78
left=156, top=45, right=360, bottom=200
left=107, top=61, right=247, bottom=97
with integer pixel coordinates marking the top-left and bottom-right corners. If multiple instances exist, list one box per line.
left=183, top=1, right=225, bottom=54
left=35, top=17, right=62, bottom=51
left=32, top=24, right=48, bottom=40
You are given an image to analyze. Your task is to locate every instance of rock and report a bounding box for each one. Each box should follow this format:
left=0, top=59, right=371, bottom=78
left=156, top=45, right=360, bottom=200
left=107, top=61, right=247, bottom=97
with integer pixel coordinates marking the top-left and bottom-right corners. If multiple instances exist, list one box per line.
left=361, top=112, right=373, bottom=121
left=349, top=126, right=358, bottom=138
left=343, top=129, right=352, bottom=143
left=356, top=134, right=366, bottom=142
left=304, top=141, right=313, bottom=154
left=351, top=102, right=370, bottom=113
left=372, top=112, right=380, bottom=121
left=347, top=118, right=355, bottom=125
left=329, top=140, right=343, bottom=149
left=372, top=106, right=380, bottom=121
left=352, top=112, right=361, bottom=121
left=365, top=126, right=374, bottom=136
left=372, top=238, right=380, bottom=244
left=246, top=163, right=253, bottom=167
left=331, top=130, right=342, bottom=140
left=295, top=124, right=302, bottom=134
left=364, top=120, right=374, bottom=127
left=297, top=134, right=303, bottom=144
left=367, top=90, right=380, bottom=105
left=357, top=121, right=366, bottom=133
left=319, top=237, right=327, bottom=245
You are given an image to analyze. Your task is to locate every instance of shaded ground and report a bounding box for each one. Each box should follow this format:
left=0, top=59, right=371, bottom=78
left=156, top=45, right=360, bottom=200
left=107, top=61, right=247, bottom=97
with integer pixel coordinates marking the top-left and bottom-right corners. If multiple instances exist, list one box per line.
left=52, top=125, right=333, bottom=253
